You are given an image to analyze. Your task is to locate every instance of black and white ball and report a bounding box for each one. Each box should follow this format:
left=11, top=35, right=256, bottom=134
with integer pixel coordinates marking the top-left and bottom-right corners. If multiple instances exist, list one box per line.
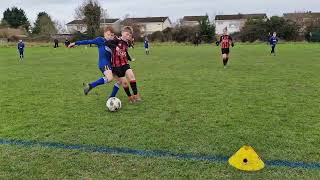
left=106, top=97, right=122, bottom=112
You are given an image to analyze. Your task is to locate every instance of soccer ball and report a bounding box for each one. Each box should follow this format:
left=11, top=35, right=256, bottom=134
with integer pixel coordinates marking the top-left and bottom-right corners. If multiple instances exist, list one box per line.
left=106, top=97, right=122, bottom=112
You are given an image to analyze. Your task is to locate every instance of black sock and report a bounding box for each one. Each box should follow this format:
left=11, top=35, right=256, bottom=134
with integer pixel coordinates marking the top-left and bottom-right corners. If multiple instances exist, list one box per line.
left=223, top=59, right=227, bottom=66
left=130, top=80, right=138, bottom=95
left=123, top=86, right=132, bottom=97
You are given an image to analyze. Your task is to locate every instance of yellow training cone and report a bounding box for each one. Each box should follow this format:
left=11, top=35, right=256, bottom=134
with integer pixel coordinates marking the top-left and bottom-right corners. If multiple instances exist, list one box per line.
left=228, top=145, right=265, bottom=171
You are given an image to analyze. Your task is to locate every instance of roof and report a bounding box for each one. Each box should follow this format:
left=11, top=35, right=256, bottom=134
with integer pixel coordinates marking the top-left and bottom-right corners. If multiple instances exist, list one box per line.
left=67, top=19, right=119, bottom=25
left=283, top=12, right=320, bottom=18
left=121, top=17, right=170, bottom=24
left=183, top=16, right=207, bottom=22
left=215, top=14, right=267, bottom=20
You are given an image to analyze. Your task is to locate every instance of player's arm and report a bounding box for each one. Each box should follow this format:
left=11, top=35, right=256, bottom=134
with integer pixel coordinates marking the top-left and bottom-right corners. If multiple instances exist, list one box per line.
left=216, top=36, right=222, bottom=46
left=69, top=37, right=102, bottom=48
left=126, top=51, right=132, bottom=61
left=229, top=36, right=234, bottom=47
left=105, top=38, right=119, bottom=49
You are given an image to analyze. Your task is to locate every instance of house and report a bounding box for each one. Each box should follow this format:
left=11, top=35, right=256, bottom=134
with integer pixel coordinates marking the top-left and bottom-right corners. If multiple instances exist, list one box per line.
left=283, top=12, right=320, bottom=33
left=121, top=17, right=172, bottom=35
left=181, top=16, right=207, bottom=27
left=66, top=18, right=121, bottom=33
left=215, top=14, right=267, bottom=34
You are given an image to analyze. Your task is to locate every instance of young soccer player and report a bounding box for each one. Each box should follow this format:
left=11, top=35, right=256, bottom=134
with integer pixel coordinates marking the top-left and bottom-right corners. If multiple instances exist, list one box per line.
left=17, top=40, right=25, bottom=61
left=107, top=27, right=141, bottom=103
left=216, top=27, right=234, bottom=68
left=144, top=37, right=149, bottom=55
left=269, top=32, right=278, bottom=55
left=68, top=27, right=116, bottom=96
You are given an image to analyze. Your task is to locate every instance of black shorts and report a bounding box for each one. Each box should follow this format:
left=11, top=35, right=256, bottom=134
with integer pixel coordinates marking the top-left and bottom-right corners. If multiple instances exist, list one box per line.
left=221, top=48, right=230, bottom=55
left=112, top=64, right=131, bottom=78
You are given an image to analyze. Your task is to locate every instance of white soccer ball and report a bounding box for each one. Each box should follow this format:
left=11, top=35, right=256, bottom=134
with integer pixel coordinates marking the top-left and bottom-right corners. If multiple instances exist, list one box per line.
left=106, top=97, right=122, bottom=112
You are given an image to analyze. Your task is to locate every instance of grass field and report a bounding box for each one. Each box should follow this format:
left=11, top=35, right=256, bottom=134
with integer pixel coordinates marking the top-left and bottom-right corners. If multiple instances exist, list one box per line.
left=0, top=43, right=320, bottom=179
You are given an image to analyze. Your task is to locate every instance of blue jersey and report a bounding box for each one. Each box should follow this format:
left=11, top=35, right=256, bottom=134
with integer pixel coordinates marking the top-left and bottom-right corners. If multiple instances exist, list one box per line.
left=18, top=42, right=25, bottom=51
left=144, top=40, right=149, bottom=48
left=75, top=37, right=112, bottom=69
left=269, top=36, right=278, bottom=46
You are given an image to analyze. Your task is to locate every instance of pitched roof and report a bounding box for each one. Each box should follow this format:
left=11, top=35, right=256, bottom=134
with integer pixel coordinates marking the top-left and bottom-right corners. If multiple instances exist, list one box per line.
left=283, top=12, right=320, bottom=18
left=183, top=16, right=207, bottom=21
left=121, top=17, right=170, bottom=24
left=215, top=14, right=267, bottom=20
left=67, top=19, right=119, bottom=25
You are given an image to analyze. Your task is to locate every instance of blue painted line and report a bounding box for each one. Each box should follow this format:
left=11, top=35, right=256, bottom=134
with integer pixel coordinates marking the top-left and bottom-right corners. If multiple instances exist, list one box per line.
left=0, top=138, right=319, bottom=170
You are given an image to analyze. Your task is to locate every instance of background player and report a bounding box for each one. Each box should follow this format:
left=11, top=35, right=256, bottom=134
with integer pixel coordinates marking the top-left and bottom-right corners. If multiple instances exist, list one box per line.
left=17, top=40, right=25, bottom=61
left=269, top=32, right=278, bottom=55
left=144, top=37, right=149, bottom=55
left=216, top=27, right=234, bottom=68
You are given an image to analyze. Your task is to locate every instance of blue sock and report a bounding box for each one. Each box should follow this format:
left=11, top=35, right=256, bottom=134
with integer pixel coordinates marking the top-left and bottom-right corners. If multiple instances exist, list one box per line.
left=110, top=82, right=120, bottom=97
left=89, top=77, right=108, bottom=88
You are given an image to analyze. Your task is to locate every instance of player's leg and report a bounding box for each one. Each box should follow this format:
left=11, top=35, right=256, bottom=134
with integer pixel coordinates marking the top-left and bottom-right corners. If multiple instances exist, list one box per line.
left=109, top=76, right=121, bottom=98
left=222, top=53, right=228, bottom=67
left=83, top=67, right=113, bottom=95
left=125, top=68, right=141, bottom=102
left=112, top=66, right=134, bottom=103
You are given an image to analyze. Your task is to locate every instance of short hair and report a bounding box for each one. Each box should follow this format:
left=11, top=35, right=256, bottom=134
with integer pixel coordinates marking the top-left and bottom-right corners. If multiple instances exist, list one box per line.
left=122, top=26, right=133, bottom=34
left=104, top=26, right=114, bottom=33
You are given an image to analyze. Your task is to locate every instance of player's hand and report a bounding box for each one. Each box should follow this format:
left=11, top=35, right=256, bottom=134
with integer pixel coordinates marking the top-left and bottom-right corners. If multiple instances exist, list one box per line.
left=68, top=43, right=76, bottom=48
left=231, top=43, right=234, bottom=47
left=215, top=41, right=220, bottom=46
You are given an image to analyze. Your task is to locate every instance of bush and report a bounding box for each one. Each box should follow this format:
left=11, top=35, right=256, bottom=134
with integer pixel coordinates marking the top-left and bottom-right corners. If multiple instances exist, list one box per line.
left=310, top=28, right=320, bottom=42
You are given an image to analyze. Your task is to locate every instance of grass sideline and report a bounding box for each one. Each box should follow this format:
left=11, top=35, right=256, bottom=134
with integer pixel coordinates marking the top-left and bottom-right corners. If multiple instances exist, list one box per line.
left=0, top=43, right=320, bottom=178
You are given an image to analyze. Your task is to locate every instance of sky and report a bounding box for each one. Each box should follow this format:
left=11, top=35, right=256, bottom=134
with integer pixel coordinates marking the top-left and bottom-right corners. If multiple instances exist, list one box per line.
left=0, top=0, right=320, bottom=25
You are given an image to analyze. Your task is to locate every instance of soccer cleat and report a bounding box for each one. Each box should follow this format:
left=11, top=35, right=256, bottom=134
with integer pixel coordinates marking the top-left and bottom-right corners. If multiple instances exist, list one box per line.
left=133, top=94, right=141, bottom=102
left=83, top=83, right=92, bottom=95
left=128, top=96, right=135, bottom=104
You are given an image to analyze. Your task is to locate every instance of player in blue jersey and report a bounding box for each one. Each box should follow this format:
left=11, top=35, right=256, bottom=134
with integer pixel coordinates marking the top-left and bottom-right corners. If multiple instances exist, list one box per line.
left=269, top=32, right=278, bottom=55
left=17, top=40, right=25, bottom=61
left=68, top=27, right=116, bottom=96
left=144, top=37, right=149, bottom=55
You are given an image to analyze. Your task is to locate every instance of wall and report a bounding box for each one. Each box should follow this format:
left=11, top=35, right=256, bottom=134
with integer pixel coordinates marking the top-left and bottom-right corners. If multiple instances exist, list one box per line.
left=215, top=19, right=246, bottom=34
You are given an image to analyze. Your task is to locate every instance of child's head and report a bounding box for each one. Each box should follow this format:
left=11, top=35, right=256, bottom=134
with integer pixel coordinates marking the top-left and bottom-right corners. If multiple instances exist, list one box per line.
left=104, top=26, right=115, bottom=40
left=273, top=32, right=277, bottom=37
left=121, top=26, right=133, bottom=41
left=223, top=27, right=228, bottom=35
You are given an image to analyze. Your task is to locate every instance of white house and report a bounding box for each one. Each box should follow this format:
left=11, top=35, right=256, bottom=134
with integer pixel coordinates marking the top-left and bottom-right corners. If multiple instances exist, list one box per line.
left=121, top=17, right=172, bottom=35
left=66, top=18, right=121, bottom=33
left=215, top=14, right=267, bottom=34
left=181, top=16, right=207, bottom=27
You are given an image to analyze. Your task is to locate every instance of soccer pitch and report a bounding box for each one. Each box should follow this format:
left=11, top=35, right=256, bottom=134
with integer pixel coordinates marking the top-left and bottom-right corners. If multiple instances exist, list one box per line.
left=0, top=43, right=320, bottom=179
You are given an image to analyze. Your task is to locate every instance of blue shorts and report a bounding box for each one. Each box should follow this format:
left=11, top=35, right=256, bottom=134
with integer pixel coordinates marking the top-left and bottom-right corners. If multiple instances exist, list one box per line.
left=99, top=62, right=112, bottom=74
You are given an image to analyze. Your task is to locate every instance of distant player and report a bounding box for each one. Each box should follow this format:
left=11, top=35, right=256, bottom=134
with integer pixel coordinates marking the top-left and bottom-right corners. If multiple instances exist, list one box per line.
left=17, top=40, right=25, bottom=61
left=107, top=27, right=141, bottom=103
left=269, top=32, right=278, bottom=55
left=216, top=27, right=234, bottom=68
left=54, top=39, right=59, bottom=48
left=64, top=39, right=70, bottom=47
left=68, top=27, right=116, bottom=96
left=144, top=37, right=149, bottom=55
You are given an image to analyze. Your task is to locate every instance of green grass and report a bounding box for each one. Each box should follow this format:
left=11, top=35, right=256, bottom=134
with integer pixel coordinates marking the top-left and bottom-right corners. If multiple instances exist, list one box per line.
left=0, top=43, right=320, bottom=179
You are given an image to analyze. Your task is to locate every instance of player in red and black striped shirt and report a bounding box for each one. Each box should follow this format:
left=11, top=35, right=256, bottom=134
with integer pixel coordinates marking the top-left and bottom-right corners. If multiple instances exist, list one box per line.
left=216, top=27, right=234, bottom=68
left=107, top=27, right=141, bottom=103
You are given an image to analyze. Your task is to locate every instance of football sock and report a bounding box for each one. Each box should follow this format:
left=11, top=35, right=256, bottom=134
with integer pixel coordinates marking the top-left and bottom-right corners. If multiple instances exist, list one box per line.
left=223, top=58, right=227, bottom=66
left=123, top=86, right=132, bottom=97
left=89, top=77, right=108, bottom=88
left=110, top=82, right=120, bottom=97
left=130, top=80, right=138, bottom=95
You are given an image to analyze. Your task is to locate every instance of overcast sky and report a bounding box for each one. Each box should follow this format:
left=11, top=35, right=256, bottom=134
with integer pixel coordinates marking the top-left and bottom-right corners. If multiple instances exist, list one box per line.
left=1, top=0, right=320, bottom=25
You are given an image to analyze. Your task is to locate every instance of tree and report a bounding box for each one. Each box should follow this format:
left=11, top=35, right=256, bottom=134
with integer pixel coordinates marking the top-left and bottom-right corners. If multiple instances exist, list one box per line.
left=32, top=12, right=57, bottom=36
left=198, top=15, right=216, bottom=43
left=239, top=17, right=268, bottom=42
left=2, top=7, right=30, bottom=31
left=75, top=0, right=102, bottom=38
